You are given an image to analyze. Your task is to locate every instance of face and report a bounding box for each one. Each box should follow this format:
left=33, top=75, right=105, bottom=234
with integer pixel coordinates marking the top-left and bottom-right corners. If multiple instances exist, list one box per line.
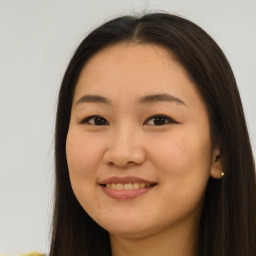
left=66, top=43, right=221, bottom=239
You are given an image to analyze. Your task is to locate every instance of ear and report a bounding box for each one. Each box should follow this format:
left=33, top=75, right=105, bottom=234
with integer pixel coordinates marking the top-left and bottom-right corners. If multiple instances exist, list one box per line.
left=210, top=146, right=224, bottom=179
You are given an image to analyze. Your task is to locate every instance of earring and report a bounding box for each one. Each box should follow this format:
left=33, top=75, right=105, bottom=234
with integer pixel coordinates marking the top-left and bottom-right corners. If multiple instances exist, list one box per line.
left=221, top=171, right=225, bottom=177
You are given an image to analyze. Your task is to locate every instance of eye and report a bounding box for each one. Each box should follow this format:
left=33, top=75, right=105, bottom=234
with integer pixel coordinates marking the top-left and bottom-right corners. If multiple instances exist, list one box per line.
left=145, top=115, right=176, bottom=126
left=80, top=115, right=109, bottom=126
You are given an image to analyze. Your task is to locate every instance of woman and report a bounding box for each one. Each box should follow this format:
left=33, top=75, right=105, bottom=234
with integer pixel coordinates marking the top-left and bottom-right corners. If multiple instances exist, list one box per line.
left=50, top=13, right=256, bottom=256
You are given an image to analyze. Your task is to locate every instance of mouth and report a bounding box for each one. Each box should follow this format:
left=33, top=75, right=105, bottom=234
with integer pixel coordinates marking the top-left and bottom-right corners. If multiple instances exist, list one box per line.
left=99, top=176, right=157, bottom=200
left=100, top=182, right=155, bottom=190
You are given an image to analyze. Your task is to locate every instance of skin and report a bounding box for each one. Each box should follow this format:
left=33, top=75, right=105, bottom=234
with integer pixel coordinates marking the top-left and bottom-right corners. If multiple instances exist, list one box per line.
left=66, top=42, right=223, bottom=256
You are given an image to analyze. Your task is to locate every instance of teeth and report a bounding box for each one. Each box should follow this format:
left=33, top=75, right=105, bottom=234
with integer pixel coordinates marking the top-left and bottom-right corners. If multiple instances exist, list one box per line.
left=139, top=183, right=146, bottom=188
left=105, top=183, right=153, bottom=190
left=124, top=183, right=133, bottom=190
left=133, top=183, right=140, bottom=189
left=116, top=184, right=123, bottom=190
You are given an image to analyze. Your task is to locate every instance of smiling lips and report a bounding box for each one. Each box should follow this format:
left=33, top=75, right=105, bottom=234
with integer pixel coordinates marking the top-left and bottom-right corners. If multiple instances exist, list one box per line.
left=100, top=176, right=157, bottom=200
left=106, top=182, right=152, bottom=190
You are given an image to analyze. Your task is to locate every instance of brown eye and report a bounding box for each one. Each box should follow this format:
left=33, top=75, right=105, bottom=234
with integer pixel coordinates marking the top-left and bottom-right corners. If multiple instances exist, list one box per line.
left=145, top=115, right=176, bottom=126
left=81, top=116, right=109, bottom=126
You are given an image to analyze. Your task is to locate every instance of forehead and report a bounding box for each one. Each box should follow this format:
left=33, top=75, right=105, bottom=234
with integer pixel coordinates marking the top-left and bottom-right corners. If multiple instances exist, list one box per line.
left=77, top=42, right=179, bottom=85
left=73, top=42, right=203, bottom=109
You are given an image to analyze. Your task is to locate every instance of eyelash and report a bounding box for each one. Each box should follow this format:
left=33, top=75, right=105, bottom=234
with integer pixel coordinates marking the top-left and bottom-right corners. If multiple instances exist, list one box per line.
left=80, top=114, right=177, bottom=126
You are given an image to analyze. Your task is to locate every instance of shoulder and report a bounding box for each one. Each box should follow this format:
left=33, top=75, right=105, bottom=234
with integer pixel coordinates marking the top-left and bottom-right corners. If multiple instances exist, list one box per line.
left=20, top=253, right=45, bottom=256
left=0, top=253, right=46, bottom=256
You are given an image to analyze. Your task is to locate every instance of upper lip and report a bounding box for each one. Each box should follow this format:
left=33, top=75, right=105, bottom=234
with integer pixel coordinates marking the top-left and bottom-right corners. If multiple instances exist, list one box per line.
left=99, top=176, right=157, bottom=185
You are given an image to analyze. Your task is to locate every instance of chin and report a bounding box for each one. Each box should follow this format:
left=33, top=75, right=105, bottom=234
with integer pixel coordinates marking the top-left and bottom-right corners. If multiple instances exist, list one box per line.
left=97, top=214, right=164, bottom=240
left=107, top=225, right=154, bottom=239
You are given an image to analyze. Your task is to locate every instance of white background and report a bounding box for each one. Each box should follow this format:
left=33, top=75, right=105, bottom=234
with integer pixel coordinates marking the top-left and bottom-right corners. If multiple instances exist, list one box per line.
left=0, top=0, right=255, bottom=254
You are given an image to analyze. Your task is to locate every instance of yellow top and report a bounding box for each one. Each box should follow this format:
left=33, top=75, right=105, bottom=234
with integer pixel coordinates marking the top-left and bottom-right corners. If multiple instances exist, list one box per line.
left=0, top=253, right=44, bottom=256
left=20, top=253, right=44, bottom=256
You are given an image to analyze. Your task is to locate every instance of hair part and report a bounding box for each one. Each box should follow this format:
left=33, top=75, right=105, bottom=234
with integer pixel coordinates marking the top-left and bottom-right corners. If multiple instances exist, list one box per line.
left=50, top=12, right=256, bottom=256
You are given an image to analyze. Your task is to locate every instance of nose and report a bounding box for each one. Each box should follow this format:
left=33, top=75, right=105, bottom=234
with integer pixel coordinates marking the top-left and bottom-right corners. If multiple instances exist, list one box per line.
left=103, top=124, right=146, bottom=168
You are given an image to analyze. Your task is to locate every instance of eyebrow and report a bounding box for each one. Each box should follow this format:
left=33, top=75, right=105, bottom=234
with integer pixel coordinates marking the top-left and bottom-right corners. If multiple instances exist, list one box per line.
left=75, top=95, right=111, bottom=106
left=75, top=93, right=186, bottom=107
left=138, top=94, right=186, bottom=106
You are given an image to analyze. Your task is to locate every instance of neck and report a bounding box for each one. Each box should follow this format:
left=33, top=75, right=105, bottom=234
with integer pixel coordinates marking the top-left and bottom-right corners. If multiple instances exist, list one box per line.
left=110, top=221, right=198, bottom=256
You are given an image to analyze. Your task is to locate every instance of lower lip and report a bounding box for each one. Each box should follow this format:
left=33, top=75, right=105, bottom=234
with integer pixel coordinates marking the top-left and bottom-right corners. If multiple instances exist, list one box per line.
left=101, top=185, right=155, bottom=200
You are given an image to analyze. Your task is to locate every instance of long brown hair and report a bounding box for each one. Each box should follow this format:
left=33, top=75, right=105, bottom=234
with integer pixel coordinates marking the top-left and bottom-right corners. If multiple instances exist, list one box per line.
left=50, top=12, right=256, bottom=255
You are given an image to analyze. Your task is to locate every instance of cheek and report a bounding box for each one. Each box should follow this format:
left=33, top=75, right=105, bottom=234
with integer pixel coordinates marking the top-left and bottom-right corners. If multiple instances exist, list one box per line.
left=66, top=131, right=105, bottom=182
left=151, top=128, right=212, bottom=172
left=149, top=131, right=212, bottom=214
left=65, top=130, right=108, bottom=216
